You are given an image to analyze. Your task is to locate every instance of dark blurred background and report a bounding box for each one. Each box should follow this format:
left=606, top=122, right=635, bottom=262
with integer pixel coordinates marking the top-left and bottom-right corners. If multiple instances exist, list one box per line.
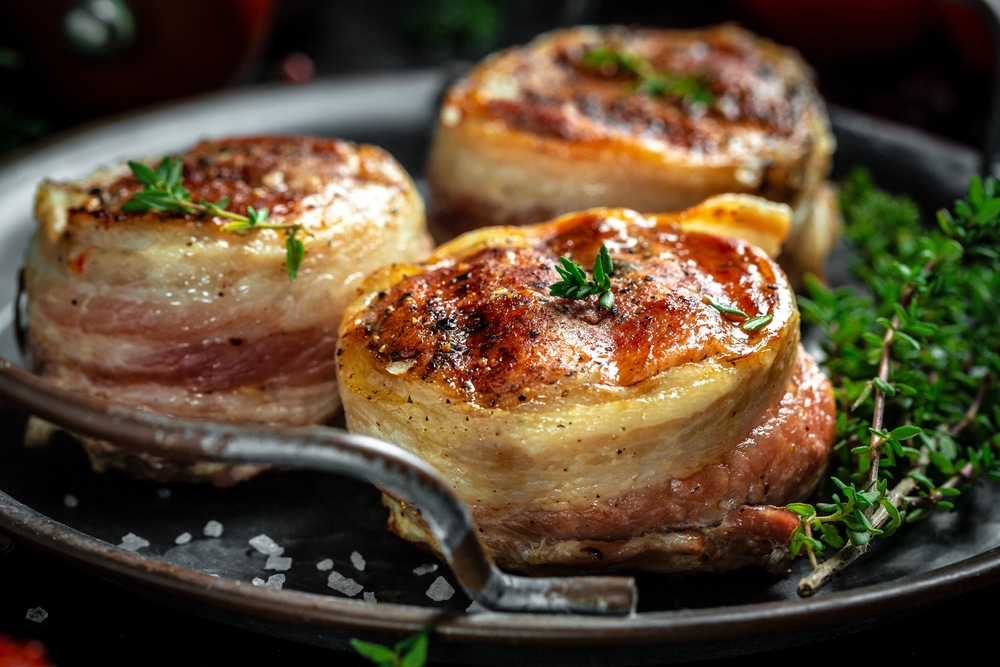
left=0, top=0, right=996, bottom=159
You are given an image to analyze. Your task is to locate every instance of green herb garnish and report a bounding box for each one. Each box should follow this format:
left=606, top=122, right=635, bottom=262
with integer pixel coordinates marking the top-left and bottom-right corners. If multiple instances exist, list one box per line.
left=121, top=155, right=306, bottom=281
left=703, top=295, right=773, bottom=332
left=789, top=167, right=1000, bottom=596
left=351, top=626, right=430, bottom=667
left=549, top=243, right=615, bottom=309
left=583, top=46, right=714, bottom=106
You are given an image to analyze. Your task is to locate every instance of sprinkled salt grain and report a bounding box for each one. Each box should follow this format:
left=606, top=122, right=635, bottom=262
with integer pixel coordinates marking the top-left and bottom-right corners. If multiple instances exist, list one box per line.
left=466, top=600, right=488, bottom=613
left=249, top=534, right=283, bottom=556
left=350, top=550, right=366, bottom=571
left=62, top=494, right=78, bottom=508
left=264, top=574, right=285, bottom=590
left=426, top=576, right=455, bottom=602
left=327, top=570, right=363, bottom=597
left=363, top=591, right=377, bottom=604
left=203, top=520, right=224, bottom=537
left=316, top=558, right=334, bottom=571
left=413, top=563, right=438, bottom=576
left=252, top=577, right=266, bottom=586
left=265, top=554, right=293, bottom=571
left=386, top=360, right=416, bottom=375
left=118, top=533, right=150, bottom=552
left=25, top=607, right=48, bottom=623
left=174, top=532, right=192, bottom=545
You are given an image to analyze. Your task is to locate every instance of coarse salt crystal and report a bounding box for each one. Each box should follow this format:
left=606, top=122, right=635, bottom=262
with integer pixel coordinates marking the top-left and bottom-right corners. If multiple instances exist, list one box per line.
left=363, top=591, right=377, bottom=604
left=350, top=551, right=366, bottom=571
left=175, top=532, right=192, bottom=545
left=426, top=576, right=455, bottom=602
left=25, top=607, right=48, bottom=623
left=265, top=554, right=293, bottom=571
left=203, top=520, right=224, bottom=537
left=413, top=563, right=438, bottom=576
left=265, top=574, right=285, bottom=590
left=316, top=558, right=334, bottom=571
left=327, top=570, right=363, bottom=597
left=249, top=534, right=283, bottom=556
left=386, top=360, right=416, bottom=375
left=118, top=533, right=150, bottom=552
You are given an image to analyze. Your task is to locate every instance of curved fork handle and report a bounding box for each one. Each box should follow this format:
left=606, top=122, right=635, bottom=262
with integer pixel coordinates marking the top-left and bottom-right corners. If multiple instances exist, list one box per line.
left=0, top=357, right=637, bottom=616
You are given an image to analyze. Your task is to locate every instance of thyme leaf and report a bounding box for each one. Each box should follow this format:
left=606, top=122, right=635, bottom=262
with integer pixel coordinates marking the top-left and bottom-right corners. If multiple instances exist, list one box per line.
left=742, top=314, right=774, bottom=331
left=703, top=295, right=773, bottom=332
left=549, top=243, right=615, bottom=309
left=122, top=155, right=305, bottom=281
left=351, top=625, right=430, bottom=667
left=703, top=295, right=747, bottom=318
left=582, top=45, right=714, bottom=106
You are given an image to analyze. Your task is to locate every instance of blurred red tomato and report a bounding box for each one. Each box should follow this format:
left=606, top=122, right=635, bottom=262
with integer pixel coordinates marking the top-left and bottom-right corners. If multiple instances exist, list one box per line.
left=728, top=0, right=935, bottom=64
left=2, top=0, right=275, bottom=115
left=0, top=634, right=54, bottom=667
left=937, top=0, right=995, bottom=74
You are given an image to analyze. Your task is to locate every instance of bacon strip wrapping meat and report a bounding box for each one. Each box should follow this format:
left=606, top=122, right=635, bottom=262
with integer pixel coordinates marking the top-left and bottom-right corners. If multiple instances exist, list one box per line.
left=338, top=199, right=835, bottom=576
left=21, top=134, right=433, bottom=485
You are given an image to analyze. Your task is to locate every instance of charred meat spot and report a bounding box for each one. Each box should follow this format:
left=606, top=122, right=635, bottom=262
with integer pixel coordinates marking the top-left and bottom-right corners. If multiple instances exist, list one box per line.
left=584, top=547, right=604, bottom=560
left=435, top=317, right=458, bottom=331
left=229, top=338, right=243, bottom=346
left=464, top=311, right=491, bottom=335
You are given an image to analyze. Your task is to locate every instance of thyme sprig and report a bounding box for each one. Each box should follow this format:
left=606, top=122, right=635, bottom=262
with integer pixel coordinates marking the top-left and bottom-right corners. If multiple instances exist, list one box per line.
left=789, top=168, right=1000, bottom=595
left=549, top=243, right=615, bottom=309
left=121, top=155, right=306, bottom=281
left=583, top=46, right=714, bottom=106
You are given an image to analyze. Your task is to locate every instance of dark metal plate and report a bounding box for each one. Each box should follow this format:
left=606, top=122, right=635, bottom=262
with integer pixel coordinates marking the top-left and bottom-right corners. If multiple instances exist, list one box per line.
left=1, top=70, right=998, bottom=666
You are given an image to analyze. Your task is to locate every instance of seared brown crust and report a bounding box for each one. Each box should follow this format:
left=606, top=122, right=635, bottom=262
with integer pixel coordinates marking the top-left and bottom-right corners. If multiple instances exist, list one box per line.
left=338, top=203, right=835, bottom=575
left=87, top=136, right=403, bottom=228
left=342, top=207, right=791, bottom=410
left=23, top=134, right=433, bottom=485
left=425, top=23, right=838, bottom=282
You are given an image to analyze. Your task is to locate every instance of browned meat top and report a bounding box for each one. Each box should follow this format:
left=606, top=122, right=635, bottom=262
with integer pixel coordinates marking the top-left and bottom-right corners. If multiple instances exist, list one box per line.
left=68, top=135, right=411, bottom=228
left=445, top=24, right=824, bottom=152
left=341, top=208, right=795, bottom=409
